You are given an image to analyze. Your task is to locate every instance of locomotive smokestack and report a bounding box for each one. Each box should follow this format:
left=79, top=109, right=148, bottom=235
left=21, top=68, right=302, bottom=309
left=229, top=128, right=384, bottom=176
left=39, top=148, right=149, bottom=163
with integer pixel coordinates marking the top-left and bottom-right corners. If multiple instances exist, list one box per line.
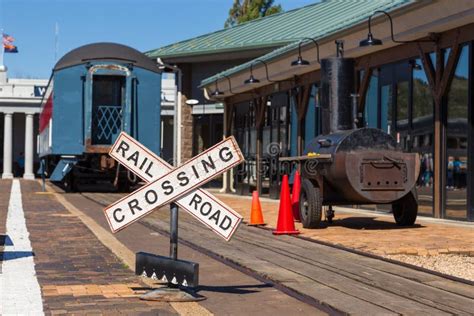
left=320, top=51, right=355, bottom=134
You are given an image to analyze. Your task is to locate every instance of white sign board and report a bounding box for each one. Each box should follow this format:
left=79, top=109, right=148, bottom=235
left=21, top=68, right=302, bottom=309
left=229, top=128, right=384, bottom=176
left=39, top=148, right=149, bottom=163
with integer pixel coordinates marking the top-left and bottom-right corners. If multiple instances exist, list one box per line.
left=104, top=133, right=244, bottom=240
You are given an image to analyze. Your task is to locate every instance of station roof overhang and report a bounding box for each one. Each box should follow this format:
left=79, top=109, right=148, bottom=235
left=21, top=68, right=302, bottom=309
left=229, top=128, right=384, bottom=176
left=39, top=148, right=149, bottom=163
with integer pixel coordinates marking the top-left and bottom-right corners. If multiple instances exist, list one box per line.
left=146, top=1, right=414, bottom=65
left=200, top=0, right=474, bottom=102
left=147, top=45, right=283, bottom=64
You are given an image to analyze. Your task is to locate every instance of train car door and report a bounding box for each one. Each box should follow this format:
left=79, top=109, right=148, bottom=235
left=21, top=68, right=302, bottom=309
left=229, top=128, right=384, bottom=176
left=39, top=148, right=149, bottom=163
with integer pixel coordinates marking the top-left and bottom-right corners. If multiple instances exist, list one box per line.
left=85, top=65, right=132, bottom=147
left=91, top=75, right=125, bottom=144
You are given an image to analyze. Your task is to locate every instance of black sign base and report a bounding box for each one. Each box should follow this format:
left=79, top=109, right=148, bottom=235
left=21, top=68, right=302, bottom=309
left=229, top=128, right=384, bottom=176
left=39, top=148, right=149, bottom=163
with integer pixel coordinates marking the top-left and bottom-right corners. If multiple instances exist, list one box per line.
left=136, top=252, right=199, bottom=288
left=139, top=287, right=206, bottom=302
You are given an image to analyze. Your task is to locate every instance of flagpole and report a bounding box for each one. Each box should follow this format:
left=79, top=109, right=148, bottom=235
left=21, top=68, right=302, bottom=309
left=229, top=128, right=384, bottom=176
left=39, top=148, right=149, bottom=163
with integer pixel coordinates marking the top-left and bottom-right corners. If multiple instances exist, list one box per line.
left=54, top=22, right=59, bottom=62
left=0, top=29, right=4, bottom=68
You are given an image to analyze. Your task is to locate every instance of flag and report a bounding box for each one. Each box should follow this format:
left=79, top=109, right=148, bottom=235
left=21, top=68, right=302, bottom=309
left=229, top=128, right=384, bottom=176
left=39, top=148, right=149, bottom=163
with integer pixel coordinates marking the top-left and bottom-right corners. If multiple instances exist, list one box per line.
left=3, top=33, right=18, bottom=53
left=3, top=34, right=14, bottom=42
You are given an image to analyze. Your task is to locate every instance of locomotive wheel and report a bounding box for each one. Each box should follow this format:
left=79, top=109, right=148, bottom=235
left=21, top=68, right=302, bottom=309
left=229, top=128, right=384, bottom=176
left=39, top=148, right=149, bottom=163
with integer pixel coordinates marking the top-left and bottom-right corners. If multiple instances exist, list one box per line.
left=392, top=190, right=418, bottom=226
left=299, top=179, right=322, bottom=228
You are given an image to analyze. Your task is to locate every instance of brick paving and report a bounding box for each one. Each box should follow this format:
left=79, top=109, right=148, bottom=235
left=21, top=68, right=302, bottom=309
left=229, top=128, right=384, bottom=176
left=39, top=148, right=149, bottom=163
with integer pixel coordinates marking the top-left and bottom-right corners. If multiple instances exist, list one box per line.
left=17, top=180, right=178, bottom=315
left=0, top=180, right=12, bottom=255
left=213, top=192, right=474, bottom=257
left=65, top=191, right=323, bottom=315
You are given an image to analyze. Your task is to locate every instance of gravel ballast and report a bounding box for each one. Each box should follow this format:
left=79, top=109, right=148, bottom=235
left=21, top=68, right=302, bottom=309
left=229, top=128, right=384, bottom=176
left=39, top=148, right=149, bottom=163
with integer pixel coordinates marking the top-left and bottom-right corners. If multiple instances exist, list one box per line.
left=385, top=254, right=474, bottom=282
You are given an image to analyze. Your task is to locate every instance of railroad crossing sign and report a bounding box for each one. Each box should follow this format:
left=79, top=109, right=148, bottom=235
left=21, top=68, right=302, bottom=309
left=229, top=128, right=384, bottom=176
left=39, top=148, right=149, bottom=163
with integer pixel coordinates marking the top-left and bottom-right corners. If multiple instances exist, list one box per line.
left=104, top=132, right=244, bottom=240
left=103, top=132, right=244, bottom=292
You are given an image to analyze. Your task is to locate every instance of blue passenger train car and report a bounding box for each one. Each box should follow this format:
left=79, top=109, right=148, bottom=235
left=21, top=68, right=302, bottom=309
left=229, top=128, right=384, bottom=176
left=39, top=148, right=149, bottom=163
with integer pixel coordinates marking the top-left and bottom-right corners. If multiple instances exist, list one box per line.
left=38, top=43, right=162, bottom=191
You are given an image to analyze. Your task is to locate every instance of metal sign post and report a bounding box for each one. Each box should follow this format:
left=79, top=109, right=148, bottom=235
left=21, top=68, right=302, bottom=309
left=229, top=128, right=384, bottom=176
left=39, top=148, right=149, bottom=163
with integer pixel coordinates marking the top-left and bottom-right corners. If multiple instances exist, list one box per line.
left=170, top=203, right=178, bottom=261
left=104, top=132, right=244, bottom=301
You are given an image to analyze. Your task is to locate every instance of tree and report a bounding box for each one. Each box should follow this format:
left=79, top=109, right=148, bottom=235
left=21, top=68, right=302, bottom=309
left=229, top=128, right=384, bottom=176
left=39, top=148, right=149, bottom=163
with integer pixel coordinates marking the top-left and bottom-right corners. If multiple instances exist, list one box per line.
left=224, top=0, right=283, bottom=28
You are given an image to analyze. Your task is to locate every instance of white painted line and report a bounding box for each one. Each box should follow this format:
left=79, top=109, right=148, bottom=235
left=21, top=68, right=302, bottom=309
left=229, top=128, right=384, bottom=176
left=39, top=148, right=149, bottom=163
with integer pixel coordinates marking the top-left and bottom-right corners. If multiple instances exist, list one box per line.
left=0, top=180, right=44, bottom=315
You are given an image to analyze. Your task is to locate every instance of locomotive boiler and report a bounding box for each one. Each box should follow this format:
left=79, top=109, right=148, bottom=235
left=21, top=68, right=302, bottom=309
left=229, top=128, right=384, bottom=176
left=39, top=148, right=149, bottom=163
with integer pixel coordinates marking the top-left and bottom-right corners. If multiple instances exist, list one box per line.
left=38, top=43, right=162, bottom=191
left=297, top=54, right=419, bottom=228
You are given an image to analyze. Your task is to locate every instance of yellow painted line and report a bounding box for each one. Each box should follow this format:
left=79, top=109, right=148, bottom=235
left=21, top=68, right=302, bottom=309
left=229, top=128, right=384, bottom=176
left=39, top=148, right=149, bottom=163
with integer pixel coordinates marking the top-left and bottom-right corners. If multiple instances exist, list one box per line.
left=40, top=180, right=213, bottom=316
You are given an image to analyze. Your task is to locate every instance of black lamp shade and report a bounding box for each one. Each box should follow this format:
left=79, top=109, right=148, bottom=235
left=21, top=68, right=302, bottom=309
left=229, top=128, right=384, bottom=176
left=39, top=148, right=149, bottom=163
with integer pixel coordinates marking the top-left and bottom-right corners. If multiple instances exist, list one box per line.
left=244, top=75, right=260, bottom=84
left=359, top=33, right=383, bottom=47
left=291, top=56, right=310, bottom=66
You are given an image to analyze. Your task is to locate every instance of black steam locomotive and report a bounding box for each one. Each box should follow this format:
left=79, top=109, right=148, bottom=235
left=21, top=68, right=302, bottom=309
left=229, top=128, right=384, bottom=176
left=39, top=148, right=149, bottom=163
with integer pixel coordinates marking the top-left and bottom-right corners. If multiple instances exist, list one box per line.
left=297, top=46, right=419, bottom=228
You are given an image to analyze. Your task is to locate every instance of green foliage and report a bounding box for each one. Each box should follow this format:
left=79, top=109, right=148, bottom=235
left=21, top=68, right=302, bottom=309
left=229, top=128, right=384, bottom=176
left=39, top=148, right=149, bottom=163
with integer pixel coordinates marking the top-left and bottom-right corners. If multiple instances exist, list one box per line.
left=225, top=0, right=283, bottom=28
left=447, top=75, right=468, bottom=118
left=412, top=78, right=433, bottom=119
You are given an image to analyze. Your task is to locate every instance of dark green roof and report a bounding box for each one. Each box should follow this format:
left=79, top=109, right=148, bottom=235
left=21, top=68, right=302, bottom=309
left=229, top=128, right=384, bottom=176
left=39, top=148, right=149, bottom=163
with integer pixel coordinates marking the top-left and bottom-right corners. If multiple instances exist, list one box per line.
left=147, top=0, right=412, bottom=60
left=200, top=0, right=414, bottom=87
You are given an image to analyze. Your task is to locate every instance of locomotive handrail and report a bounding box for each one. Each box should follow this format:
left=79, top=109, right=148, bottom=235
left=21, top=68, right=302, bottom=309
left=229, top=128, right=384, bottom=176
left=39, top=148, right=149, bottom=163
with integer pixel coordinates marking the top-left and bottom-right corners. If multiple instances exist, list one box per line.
left=278, top=154, right=332, bottom=162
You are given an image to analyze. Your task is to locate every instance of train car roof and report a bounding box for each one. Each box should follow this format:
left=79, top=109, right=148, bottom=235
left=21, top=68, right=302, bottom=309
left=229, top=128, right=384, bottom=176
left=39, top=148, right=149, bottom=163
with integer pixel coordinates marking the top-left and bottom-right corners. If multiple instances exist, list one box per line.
left=54, top=42, right=161, bottom=73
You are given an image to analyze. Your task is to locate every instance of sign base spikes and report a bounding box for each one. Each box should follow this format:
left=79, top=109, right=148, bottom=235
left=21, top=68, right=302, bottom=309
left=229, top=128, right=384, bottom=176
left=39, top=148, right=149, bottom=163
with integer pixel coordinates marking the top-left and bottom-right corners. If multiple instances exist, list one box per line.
left=171, top=276, right=178, bottom=285
left=136, top=252, right=199, bottom=288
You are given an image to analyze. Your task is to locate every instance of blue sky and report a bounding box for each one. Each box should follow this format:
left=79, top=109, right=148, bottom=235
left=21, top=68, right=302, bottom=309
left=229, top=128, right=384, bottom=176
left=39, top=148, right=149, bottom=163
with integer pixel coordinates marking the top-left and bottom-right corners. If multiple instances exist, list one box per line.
left=0, top=0, right=317, bottom=79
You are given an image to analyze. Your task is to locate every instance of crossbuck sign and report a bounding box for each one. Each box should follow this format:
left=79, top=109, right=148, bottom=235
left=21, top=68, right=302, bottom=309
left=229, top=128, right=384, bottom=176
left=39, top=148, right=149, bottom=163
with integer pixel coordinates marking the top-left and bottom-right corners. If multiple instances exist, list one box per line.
left=104, top=132, right=244, bottom=241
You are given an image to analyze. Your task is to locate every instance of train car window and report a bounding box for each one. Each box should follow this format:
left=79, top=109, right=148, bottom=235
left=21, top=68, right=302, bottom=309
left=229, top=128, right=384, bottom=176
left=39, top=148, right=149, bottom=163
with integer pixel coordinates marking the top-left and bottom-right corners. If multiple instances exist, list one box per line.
left=91, top=75, right=125, bottom=145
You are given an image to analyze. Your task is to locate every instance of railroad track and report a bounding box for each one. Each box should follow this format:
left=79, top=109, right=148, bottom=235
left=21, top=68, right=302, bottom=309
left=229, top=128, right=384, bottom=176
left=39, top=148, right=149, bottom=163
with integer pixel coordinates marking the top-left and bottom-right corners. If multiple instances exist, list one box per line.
left=80, top=192, right=474, bottom=315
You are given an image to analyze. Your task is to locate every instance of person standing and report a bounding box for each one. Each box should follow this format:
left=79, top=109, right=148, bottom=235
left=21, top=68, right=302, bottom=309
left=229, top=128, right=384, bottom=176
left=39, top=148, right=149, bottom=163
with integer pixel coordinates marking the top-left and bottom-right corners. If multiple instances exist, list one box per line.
left=447, top=156, right=454, bottom=190
left=453, top=157, right=462, bottom=189
left=16, top=152, right=25, bottom=177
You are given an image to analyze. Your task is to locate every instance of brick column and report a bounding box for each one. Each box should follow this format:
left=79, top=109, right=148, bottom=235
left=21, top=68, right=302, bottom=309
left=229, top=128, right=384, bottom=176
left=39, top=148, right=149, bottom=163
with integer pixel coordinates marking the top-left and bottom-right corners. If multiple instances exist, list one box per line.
left=180, top=94, right=194, bottom=163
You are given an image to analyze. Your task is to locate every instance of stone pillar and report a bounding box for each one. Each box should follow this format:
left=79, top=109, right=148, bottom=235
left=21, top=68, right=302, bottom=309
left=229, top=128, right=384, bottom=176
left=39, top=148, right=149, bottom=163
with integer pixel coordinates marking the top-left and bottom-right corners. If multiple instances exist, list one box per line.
left=2, top=112, right=13, bottom=179
left=23, top=113, right=35, bottom=180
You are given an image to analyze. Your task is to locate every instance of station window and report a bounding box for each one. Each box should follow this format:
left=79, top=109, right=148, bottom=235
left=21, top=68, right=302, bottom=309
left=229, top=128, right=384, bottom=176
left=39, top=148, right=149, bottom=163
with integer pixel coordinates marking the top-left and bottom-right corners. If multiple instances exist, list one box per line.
left=363, top=58, right=435, bottom=215
left=445, top=44, right=469, bottom=220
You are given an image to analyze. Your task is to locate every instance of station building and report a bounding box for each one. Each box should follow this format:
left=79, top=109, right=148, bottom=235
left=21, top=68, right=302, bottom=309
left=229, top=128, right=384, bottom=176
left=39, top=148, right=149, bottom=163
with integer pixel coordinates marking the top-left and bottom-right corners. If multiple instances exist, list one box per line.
left=146, top=18, right=305, bottom=187
left=0, top=66, right=47, bottom=180
left=191, top=0, right=472, bottom=221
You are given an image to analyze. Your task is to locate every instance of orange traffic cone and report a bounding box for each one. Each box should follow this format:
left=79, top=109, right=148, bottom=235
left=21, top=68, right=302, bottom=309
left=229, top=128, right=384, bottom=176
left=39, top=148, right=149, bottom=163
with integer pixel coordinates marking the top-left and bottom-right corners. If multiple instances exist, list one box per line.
left=291, top=170, right=301, bottom=222
left=248, top=190, right=266, bottom=226
left=273, top=175, right=300, bottom=235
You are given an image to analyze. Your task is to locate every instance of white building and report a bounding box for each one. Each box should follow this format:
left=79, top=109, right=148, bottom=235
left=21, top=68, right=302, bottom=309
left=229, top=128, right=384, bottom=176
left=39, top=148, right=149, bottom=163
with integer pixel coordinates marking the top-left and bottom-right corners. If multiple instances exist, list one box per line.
left=0, top=66, right=48, bottom=179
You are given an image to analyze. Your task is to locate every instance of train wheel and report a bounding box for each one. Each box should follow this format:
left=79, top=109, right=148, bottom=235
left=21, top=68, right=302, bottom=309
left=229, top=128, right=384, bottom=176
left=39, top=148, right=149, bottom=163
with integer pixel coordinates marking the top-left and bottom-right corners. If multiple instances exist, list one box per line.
left=392, top=190, right=418, bottom=226
left=63, top=172, right=75, bottom=193
left=299, top=179, right=322, bottom=228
